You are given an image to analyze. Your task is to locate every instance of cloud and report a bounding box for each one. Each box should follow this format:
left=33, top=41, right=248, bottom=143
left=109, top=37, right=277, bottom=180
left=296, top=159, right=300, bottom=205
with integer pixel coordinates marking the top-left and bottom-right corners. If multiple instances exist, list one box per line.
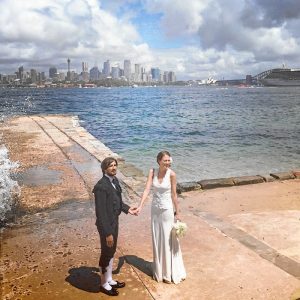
left=142, top=0, right=300, bottom=78
left=143, top=0, right=209, bottom=37
left=0, top=0, right=149, bottom=73
left=241, top=0, right=300, bottom=28
left=1, top=0, right=300, bottom=79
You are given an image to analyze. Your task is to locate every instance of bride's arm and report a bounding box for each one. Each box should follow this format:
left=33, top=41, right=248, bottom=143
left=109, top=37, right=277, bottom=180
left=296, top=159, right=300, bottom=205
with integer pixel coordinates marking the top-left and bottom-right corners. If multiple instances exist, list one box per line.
left=170, top=170, right=181, bottom=220
left=136, top=169, right=154, bottom=214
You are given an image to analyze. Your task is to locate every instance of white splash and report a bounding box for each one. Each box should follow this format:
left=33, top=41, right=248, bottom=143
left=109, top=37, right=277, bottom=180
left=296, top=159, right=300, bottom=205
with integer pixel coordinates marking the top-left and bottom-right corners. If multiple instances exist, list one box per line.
left=0, top=144, right=20, bottom=223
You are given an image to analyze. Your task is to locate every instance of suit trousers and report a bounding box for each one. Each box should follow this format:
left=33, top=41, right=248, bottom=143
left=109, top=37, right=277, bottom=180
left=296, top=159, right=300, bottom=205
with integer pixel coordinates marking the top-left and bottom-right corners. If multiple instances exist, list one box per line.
left=97, top=222, right=119, bottom=274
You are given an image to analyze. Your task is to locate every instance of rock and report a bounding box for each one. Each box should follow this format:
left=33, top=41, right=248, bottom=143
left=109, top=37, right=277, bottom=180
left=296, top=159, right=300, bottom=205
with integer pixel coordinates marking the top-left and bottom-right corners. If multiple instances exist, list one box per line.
left=118, top=163, right=144, bottom=177
left=292, top=170, right=300, bottom=179
left=270, top=172, right=295, bottom=180
left=198, top=178, right=234, bottom=190
left=177, top=182, right=201, bottom=193
left=233, top=176, right=265, bottom=186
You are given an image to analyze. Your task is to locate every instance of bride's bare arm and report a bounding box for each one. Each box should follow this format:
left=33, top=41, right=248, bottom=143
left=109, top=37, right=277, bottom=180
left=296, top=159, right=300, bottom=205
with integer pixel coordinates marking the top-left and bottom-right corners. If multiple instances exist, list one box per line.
left=170, top=170, right=180, bottom=220
left=136, top=169, right=154, bottom=214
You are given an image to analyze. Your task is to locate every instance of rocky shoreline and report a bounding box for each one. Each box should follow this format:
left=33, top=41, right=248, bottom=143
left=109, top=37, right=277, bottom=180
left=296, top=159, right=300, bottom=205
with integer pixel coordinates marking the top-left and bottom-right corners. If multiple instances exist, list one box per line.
left=177, top=170, right=300, bottom=193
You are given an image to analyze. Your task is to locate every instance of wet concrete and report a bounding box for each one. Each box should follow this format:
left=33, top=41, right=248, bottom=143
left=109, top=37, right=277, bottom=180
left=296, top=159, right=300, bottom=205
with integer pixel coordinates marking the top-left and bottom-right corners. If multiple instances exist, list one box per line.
left=14, top=166, right=63, bottom=186
left=1, top=115, right=300, bottom=300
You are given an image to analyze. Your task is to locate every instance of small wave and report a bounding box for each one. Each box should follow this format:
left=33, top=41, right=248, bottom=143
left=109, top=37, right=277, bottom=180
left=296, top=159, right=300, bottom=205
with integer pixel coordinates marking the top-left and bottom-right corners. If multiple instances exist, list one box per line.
left=0, top=144, right=21, bottom=224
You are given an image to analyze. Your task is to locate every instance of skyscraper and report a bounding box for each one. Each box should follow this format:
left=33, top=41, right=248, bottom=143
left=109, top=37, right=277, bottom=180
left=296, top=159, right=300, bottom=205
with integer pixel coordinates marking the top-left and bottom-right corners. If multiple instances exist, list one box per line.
left=81, top=62, right=89, bottom=82
left=90, top=66, right=100, bottom=81
left=151, top=68, right=160, bottom=82
left=168, top=71, right=176, bottom=82
left=49, top=66, right=57, bottom=79
left=67, top=58, right=71, bottom=81
left=103, top=60, right=111, bottom=77
left=124, top=60, right=131, bottom=81
left=18, top=66, right=24, bottom=82
left=30, top=69, right=37, bottom=83
left=111, top=66, right=120, bottom=79
left=134, top=64, right=141, bottom=82
left=163, top=71, right=169, bottom=83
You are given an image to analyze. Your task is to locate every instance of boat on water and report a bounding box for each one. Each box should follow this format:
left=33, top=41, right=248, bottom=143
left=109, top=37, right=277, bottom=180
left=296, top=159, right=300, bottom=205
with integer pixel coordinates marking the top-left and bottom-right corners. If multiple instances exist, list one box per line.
left=260, top=68, right=300, bottom=86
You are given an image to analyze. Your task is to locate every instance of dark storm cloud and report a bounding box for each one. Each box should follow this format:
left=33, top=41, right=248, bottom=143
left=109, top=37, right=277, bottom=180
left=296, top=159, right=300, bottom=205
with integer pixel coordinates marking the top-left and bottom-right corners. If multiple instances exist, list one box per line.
left=241, top=0, right=300, bottom=28
left=197, top=2, right=253, bottom=51
left=194, top=0, right=300, bottom=65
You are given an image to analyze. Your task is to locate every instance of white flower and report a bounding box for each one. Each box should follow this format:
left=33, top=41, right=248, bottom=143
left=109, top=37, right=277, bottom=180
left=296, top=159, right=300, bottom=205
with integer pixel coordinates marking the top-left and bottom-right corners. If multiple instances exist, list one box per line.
left=172, top=221, right=187, bottom=238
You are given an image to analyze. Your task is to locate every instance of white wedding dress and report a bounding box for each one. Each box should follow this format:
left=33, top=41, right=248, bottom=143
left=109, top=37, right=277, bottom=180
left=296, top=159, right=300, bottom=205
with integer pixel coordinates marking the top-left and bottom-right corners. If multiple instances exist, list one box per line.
left=151, top=168, right=186, bottom=284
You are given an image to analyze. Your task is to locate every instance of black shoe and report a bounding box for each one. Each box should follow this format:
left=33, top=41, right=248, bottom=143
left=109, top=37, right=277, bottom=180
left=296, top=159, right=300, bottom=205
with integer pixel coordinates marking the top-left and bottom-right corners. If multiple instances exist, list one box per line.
left=109, top=281, right=126, bottom=289
left=99, top=286, right=119, bottom=296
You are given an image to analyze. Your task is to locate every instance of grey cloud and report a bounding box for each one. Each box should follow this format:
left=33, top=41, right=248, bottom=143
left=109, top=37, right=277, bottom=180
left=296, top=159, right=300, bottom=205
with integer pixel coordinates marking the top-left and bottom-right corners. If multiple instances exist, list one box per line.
left=241, top=0, right=300, bottom=28
left=0, top=58, right=26, bottom=64
left=198, top=3, right=252, bottom=51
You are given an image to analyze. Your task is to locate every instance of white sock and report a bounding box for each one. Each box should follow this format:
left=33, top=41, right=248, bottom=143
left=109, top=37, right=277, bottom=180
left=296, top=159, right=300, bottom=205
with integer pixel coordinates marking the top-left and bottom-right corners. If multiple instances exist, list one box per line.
left=109, top=279, right=117, bottom=285
left=106, top=258, right=113, bottom=283
left=102, top=282, right=112, bottom=291
left=101, top=265, right=112, bottom=290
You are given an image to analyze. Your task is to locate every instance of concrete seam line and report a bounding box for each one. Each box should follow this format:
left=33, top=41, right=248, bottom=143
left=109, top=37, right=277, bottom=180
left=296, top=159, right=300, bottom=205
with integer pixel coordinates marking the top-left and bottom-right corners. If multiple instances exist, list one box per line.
left=193, top=210, right=300, bottom=279
left=116, top=246, right=156, bottom=300
left=43, top=114, right=143, bottom=199
left=29, top=115, right=93, bottom=202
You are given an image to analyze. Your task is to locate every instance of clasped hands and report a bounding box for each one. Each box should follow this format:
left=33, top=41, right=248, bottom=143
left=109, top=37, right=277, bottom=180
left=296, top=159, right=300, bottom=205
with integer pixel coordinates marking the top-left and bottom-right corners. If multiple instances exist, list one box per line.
left=129, top=206, right=181, bottom=221
left=128, top=206, right=140, bottom=216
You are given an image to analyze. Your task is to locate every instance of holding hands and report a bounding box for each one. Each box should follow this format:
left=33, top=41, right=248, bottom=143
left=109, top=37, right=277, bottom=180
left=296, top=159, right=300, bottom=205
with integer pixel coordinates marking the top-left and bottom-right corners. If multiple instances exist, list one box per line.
left=134, top=205, right=142, bottom=215
left=128, top=206, right=139, bottom=216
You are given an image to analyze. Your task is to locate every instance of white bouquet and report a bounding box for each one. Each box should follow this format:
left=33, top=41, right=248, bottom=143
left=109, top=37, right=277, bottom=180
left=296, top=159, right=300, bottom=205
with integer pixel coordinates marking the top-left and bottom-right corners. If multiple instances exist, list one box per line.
left=172, top=220, right=187, bottom=238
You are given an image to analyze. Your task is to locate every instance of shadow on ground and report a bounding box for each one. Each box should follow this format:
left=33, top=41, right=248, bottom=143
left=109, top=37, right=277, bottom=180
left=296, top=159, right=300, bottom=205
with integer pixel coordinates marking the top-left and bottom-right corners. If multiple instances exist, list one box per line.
left=65, top=266, right=101, bottom=293
left=114, top=255, right=153, bottom=277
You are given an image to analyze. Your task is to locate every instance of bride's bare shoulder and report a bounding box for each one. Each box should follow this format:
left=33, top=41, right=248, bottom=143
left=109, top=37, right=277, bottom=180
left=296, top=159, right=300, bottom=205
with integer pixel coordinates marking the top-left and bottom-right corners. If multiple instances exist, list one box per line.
left=169, top=169, right=176, bottom=177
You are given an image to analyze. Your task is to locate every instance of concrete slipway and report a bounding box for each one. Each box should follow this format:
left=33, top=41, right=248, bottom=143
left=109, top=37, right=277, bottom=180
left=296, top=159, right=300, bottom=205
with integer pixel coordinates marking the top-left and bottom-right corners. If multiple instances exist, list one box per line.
left=0, top=115, right=300, bottom=300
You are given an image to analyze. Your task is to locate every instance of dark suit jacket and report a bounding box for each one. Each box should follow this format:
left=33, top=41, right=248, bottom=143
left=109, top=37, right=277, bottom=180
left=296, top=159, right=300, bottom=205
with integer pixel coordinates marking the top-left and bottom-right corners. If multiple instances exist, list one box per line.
left=93, top=175, right=130, bottom=237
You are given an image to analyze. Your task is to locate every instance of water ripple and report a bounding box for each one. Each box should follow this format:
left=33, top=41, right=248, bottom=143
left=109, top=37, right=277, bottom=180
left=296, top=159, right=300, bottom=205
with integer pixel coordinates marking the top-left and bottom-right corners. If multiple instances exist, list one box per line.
left=1, top=86, right=300, bottom=181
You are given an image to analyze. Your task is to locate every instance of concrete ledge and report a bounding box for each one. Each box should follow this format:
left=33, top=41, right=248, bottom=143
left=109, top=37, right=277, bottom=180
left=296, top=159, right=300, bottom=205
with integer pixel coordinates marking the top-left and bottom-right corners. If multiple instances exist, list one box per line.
left=233, top=175, right=264, bottom=186
left=270, top=172, right=296, bottom=180
left=259, top=175, right=276, bottom=182
left=198, top=178, right=234, bottom=190
left=177, top=182, right=201, bottom=193
left=178, top=172, right=300, bottom=193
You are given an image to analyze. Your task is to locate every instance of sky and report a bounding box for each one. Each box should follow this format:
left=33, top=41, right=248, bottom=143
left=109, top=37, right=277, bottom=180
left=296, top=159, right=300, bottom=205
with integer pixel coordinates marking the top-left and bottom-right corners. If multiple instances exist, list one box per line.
left=1, top=0, right=300, bottom=80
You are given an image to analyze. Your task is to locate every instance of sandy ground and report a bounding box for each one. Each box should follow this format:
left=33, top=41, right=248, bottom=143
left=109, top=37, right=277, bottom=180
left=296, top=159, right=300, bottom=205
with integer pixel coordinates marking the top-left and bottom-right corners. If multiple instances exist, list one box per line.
left=1, top=115, right=300, bottom=300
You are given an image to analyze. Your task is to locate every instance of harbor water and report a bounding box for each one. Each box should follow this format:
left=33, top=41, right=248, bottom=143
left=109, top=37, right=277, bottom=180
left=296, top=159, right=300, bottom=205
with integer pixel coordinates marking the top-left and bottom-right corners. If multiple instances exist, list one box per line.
left=0, top=85, right=299, bottom=184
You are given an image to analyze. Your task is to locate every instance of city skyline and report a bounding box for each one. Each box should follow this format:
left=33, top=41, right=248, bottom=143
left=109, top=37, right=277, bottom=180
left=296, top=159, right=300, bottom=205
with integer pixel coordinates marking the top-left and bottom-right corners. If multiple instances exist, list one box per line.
left=1, top=1, right=300, bottom=80
left=0, top=57, right=177, bottom=85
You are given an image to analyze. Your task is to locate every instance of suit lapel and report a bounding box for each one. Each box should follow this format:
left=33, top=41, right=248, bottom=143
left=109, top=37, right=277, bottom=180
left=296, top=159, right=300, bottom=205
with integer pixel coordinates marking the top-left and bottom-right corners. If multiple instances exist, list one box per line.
left=103, top=175, right=122, bottom=195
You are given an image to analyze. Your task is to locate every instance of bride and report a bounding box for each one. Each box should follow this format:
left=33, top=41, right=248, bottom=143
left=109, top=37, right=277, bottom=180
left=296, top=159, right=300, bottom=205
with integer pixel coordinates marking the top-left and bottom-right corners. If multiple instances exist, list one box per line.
left=136, top=151, right=186, bottom=284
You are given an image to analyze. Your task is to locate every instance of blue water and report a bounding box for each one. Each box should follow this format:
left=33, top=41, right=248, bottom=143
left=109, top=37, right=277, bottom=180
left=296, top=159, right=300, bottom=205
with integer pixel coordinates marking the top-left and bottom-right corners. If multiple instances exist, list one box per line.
left=0, top=86, right=299, bottom=182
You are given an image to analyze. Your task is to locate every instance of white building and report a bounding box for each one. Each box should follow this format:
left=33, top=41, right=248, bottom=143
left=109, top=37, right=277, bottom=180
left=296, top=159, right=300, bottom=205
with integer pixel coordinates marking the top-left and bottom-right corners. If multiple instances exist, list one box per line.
left=124, top=60, right=131, bottom=81
left=134, top=64, right=141, bottom=82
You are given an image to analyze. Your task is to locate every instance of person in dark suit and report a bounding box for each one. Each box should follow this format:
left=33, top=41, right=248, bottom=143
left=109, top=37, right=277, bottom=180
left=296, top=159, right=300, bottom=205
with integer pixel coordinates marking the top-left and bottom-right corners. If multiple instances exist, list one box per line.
left=93, top=157, right=137, bottom=296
